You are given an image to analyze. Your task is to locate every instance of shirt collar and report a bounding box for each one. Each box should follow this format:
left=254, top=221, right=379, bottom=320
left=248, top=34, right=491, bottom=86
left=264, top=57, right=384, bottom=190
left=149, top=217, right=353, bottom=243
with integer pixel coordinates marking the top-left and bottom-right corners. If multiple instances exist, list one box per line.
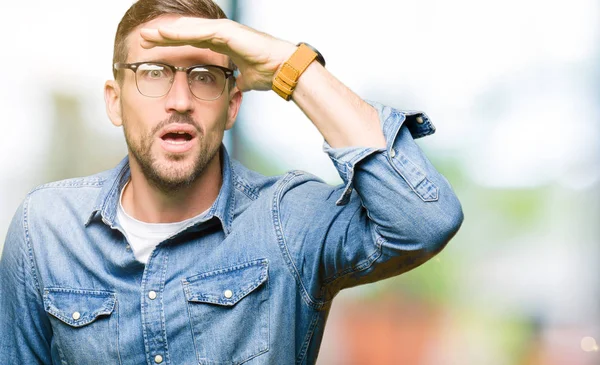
left=86, top=145, right=235, bottom=236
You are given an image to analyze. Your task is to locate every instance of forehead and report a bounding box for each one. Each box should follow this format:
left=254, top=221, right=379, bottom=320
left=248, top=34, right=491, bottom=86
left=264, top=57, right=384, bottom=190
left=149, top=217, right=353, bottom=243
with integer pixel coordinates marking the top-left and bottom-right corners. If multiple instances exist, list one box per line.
left=126, top=14, right=229, bottom=67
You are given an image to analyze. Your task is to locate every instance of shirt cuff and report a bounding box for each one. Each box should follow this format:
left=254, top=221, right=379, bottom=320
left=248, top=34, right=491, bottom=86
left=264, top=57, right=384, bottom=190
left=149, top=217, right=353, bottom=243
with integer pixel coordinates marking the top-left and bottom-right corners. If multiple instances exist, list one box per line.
left=323, top=100, right=435, bottom=205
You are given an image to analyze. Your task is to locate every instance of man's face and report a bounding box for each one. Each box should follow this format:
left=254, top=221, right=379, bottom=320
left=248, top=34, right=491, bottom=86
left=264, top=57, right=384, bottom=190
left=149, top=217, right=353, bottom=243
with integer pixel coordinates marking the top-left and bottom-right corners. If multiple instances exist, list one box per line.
left=106, top=15, right=241, bottom=193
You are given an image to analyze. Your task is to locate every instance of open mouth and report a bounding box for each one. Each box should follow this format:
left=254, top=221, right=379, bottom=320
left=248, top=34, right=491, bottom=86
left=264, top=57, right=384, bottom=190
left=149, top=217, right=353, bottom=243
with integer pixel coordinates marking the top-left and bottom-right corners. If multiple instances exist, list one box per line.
left=161, top=131, right=194, bottom=144
left=158, top=124, right=198, bottom=153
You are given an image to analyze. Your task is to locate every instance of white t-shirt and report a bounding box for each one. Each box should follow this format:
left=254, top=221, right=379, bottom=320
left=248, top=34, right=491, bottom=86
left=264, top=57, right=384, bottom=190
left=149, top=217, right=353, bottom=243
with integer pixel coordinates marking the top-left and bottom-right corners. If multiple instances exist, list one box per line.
left=116, top=182, right=207, bottom=264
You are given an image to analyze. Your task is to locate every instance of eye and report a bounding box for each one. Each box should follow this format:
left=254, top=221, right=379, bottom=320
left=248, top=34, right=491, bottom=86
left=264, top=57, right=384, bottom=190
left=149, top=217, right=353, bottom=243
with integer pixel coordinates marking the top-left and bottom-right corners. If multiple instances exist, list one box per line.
left=149, top=69, right=164, bottom=78
left=189, top=68, right=218, bottom=84
left=137, top=63, right=171, bottom=80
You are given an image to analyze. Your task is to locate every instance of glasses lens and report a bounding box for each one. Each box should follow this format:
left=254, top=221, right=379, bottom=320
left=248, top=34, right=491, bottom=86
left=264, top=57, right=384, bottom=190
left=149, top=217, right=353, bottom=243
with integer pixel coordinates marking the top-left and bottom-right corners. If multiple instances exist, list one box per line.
left=135, top=63, right=174, bottom=97
left=188, top=66, right=227, bottom=100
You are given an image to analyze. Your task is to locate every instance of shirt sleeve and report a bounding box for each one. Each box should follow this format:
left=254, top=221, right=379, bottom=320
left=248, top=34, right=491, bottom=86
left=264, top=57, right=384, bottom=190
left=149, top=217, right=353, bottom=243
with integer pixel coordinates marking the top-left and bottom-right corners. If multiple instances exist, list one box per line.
left=0, top=199, right=53, bottom=363
left=323, top=100, right=437, bottom=205
left=275, top=101, right=463, bottom=308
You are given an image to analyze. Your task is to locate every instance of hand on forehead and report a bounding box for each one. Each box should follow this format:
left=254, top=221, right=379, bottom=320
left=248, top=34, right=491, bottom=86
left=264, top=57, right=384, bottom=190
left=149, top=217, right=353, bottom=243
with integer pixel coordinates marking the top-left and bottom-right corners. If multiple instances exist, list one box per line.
left=129, top=16, right=229, bottom=66
left=139, top=17, right=228, bottom=52
left=135, top=14, right=296, bottom=92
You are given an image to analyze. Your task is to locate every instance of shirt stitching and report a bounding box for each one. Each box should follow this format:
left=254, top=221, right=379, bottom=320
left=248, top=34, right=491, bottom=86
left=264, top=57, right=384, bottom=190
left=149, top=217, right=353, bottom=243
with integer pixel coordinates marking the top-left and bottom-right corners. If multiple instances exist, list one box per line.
left=296, top=311, right=320, bottom=364
left=272, top=171, right=324, bottom=311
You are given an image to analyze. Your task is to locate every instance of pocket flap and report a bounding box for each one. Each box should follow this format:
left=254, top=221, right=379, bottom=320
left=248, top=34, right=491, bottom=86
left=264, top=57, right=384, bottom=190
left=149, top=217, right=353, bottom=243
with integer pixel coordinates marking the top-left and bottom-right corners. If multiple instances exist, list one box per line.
left=43, top=288, right=116, bottom=327
left=183, top=259, right=268, bottom=306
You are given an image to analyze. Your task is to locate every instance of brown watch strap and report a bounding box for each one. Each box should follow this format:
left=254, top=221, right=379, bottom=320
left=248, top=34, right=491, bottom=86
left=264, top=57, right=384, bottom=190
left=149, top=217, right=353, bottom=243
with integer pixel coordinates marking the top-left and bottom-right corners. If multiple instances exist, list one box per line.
left=272, top=43, right=318, bottom=101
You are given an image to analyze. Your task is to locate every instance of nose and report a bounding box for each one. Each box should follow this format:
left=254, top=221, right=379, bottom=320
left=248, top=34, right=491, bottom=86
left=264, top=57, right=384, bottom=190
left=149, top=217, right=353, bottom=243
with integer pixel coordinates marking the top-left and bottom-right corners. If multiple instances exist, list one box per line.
left=164, top=72, right=194, bottom=114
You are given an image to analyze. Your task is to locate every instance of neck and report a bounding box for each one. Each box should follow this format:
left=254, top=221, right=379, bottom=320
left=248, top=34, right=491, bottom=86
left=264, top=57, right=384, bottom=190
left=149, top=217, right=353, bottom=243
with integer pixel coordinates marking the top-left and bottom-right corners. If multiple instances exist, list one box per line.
left=122, top=152, right=222, bottom=223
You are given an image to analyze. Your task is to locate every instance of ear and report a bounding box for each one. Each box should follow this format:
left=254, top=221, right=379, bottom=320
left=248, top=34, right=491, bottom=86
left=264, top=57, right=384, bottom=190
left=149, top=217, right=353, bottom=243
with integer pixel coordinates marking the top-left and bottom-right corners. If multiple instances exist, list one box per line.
left=225, top=85, right=242, bottom=130
left=104, top=80, right=123, bottom=127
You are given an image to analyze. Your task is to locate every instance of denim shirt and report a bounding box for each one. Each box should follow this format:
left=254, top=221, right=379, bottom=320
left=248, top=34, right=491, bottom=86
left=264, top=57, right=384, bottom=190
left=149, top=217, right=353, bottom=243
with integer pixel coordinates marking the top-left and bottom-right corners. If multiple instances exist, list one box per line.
left=0, top=102, right=463, bottom=365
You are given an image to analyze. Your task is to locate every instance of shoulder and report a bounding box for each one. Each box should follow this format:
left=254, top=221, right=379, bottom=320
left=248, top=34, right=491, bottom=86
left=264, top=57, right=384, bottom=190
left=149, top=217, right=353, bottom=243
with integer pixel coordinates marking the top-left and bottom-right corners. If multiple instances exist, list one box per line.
left=229, top=159, right=333, bottom=200
left=272, top=170, right=349, bottom=225
left=230, top=159, right=342, bottom=211
left=24, top=163, right=123, bottom=223
left=275, top=170, right=341, bottom=201
left=28, top=168, right=112, bottom=200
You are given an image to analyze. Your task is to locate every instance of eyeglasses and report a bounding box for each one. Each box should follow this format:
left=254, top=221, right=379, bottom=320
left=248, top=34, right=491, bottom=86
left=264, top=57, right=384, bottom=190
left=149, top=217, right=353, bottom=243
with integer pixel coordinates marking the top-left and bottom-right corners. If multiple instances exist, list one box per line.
left=114, top=62, right=234, bottom=101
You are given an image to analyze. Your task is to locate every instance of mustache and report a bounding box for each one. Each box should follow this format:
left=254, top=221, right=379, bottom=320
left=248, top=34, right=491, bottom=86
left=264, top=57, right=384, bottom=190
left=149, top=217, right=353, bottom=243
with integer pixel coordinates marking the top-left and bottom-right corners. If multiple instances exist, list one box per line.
left=151, top=113, right=203, bottom=137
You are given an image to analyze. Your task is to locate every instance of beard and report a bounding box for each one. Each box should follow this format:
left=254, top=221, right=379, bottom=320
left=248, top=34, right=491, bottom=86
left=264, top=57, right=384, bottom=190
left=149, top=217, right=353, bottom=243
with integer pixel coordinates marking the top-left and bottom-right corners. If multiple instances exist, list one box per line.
left=123, top=113, right=220, bottom=194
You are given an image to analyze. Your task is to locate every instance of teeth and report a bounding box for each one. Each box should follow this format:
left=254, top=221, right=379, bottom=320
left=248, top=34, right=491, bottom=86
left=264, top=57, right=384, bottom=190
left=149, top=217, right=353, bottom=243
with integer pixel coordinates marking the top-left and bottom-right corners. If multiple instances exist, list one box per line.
left=165, top=140, right=188, bottom=145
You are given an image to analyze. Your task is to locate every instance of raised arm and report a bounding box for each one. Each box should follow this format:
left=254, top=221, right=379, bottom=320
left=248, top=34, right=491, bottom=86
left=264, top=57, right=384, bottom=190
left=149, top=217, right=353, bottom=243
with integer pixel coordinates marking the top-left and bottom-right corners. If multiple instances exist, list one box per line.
left=139, top=17, right=464, bottom=304
left=138, top=17, right=385, bottom=149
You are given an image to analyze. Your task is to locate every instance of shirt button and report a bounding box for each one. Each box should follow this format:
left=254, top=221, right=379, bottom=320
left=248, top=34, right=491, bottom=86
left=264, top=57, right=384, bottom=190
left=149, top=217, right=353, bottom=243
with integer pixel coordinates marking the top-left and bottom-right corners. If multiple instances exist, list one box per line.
left=154, top=354, right=163, bottom=364
left=390, top=149, right=396, bottom=158
left=72, top=311, right=81, bottom=320
left=416, top=116, right=424, bottom=124
left=125, top=245, right=131, bottom=251
left=224, top=289, right=233, bottom=299
left=148, top=291, right=157, bottom=300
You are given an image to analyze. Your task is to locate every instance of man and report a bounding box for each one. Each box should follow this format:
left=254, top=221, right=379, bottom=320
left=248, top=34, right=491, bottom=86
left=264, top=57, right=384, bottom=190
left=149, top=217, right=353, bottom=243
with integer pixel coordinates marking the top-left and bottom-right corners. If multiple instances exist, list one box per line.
left=0, top=0, right=463, bottom=364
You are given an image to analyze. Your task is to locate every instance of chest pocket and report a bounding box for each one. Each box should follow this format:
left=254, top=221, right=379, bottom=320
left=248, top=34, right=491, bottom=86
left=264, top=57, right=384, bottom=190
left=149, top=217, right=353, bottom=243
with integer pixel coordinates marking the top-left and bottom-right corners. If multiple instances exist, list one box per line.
left=43, top=288, right=120, bottom=364
left=182, top=258, right=269, bottom=365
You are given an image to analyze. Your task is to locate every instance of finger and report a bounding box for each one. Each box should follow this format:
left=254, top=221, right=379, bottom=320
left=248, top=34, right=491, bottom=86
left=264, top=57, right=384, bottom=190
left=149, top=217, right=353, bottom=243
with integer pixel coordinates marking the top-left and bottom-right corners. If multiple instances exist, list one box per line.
left=140, top=28, right=164, bottom=42
left=140, top=27, right=201, bottom=45
left=140, top=38, right=195, bottom=49
left=140, top=39, right=156, bottom=49
left=234, top=74, right=250, bottom=93
left=156, top=26, right=220, bottom=46
left=141, top=38, right=202, bottom=47
left=155, top=17, right=225, bottom=41
left=140, top=27, right=216, bottom=50
left=156, top=26, right=187, bottom=41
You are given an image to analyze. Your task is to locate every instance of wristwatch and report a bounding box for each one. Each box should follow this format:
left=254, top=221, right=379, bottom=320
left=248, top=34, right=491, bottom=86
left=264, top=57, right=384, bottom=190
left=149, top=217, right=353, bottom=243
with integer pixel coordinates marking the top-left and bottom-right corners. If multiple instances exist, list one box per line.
left=301, top=42, right=326, bottom=67
left=272, top=42, right=326, bottom=101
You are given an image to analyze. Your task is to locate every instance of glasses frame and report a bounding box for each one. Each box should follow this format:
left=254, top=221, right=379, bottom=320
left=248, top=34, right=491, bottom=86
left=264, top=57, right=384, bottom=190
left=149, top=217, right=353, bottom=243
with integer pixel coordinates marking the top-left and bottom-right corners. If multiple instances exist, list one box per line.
left=114, top=62, right=235, bottom=101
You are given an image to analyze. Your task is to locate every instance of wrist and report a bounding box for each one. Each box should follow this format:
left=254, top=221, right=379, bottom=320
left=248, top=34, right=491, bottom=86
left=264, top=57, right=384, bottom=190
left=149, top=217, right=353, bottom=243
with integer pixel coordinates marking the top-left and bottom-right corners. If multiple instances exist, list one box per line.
left=271, top=42, right=325, bottom=101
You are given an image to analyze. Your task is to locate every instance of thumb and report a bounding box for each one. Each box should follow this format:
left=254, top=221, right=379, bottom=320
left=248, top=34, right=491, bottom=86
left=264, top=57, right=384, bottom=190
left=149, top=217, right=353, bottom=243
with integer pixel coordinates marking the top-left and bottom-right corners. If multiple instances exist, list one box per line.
left=234, top=73, right=251, bottom=92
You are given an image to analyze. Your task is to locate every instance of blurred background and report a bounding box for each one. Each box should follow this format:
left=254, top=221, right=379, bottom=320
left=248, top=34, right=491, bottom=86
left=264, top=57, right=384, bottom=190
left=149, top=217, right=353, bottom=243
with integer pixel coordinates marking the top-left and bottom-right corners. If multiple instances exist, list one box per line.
left=1, top=0, right=599, bottom=364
